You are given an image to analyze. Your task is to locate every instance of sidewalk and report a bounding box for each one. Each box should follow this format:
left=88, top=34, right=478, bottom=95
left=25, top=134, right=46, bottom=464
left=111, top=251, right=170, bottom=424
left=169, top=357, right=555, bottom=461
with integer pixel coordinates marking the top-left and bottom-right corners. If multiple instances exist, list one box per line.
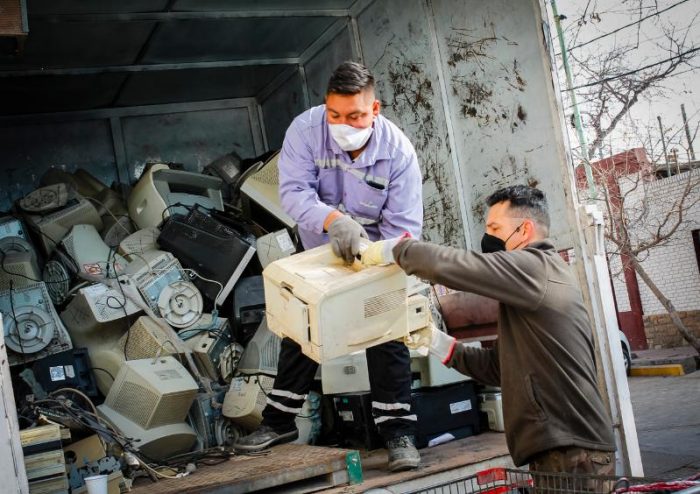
left=629, top=371, right=700, bottom=480
left=631, top=346, right=699, bottom=375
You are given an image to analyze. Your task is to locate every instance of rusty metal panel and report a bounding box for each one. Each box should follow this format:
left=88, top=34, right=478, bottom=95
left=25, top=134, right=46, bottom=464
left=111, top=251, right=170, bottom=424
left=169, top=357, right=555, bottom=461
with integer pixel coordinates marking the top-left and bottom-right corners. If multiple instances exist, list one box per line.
left=27, top=0, right=169, bottom=14
left=115, top=65, right=289, bottom=107
left=2, top=19, right=155, bottom=69
left=121, top=107, right=258, bottom=180
left=303, top=25, right=354, bottom=106
left=0, top=119, right=118, bottom=210
left=173, top=0, right=354, bottom=10
left=141, top=17, right=336, bottom=64
left=261, top=70, right=306, bottom=150
left=429, top=0, right=573, bottom=248
left=0, top=73, right=128, bottom=115
left=356, top=0, right=467, bottom=247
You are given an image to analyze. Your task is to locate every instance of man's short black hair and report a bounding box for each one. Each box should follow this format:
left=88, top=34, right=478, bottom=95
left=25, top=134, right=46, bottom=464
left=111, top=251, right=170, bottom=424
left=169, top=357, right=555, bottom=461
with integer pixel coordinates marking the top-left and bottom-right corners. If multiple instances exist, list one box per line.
left=327, top=61, right=375, bottom=96
left=486, top=185, right=550, bottom=234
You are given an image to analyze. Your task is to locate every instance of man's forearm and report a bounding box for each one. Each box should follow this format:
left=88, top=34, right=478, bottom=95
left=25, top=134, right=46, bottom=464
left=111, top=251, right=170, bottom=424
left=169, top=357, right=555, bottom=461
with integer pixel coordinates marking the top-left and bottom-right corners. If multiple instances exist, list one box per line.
left=447, top=344, right=501, bottom=387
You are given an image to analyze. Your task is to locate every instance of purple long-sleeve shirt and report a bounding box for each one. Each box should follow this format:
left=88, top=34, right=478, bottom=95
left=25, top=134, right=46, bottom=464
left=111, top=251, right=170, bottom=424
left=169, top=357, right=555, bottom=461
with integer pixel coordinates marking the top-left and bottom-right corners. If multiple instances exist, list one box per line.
left=278, top=105, right=423, bottom=249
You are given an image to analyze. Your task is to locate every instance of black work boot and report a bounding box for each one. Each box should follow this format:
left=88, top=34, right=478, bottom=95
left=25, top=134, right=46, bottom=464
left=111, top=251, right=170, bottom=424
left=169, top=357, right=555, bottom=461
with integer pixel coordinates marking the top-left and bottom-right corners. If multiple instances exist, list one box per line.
left=233, top=425, right=299, bottom=452
left=386, top=435, right=420, bottom=471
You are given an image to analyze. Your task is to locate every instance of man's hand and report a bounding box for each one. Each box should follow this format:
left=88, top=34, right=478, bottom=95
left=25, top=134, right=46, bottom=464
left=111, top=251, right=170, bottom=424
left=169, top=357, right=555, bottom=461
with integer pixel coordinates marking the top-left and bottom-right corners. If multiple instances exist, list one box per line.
left=360, top=233, right=412, bottom=266
left=404, top=324, right=456, bottom=364
left=327, top=214, right=368, bottom=264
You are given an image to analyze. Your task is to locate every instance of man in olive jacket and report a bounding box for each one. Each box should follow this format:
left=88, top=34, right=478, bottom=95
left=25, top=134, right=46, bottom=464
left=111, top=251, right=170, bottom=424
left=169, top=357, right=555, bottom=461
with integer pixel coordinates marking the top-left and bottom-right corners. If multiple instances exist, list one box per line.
left=361, top=185, right=616, bottom=477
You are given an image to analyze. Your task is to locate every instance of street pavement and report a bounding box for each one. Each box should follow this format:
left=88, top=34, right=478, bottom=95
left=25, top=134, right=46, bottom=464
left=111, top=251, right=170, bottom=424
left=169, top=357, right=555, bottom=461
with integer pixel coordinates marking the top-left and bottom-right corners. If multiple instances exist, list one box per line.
left=628, top=370, right=700, bottom=480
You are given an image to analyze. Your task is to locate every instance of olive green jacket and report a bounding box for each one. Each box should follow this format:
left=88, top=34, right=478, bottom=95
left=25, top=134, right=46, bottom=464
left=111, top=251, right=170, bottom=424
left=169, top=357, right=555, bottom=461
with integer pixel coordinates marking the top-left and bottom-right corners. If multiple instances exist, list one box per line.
left=393, top=239, right=615, bottom=466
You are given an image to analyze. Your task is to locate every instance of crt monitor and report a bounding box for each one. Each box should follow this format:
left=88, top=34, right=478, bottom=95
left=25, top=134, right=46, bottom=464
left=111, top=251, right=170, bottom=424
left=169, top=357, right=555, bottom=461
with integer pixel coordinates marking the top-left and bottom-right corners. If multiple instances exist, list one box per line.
left=97, top=356, right=198, bottom=460
left=157, top=207, right=256, bottom=307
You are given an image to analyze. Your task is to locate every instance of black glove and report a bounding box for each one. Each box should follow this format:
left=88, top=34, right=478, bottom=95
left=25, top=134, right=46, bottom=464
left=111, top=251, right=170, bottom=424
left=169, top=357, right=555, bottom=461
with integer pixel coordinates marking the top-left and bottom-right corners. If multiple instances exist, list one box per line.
left=328, top=215, right=368, bottom=264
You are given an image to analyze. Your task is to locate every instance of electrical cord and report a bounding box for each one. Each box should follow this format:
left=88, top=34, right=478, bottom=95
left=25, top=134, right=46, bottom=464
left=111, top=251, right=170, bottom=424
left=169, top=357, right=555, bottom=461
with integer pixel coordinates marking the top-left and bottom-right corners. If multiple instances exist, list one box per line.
left=84, top=196, right=132, bottom=235
left=571, top=45, right=700, bottom=90
left=5, top=225, right=226, bottom=476
left=0, top=242, right=70, bottom=286
left=49, top=387, right=98, bottom=417
left=566, top=0, right=693, bottom=52
left=90, top=367, right=116, bottom=383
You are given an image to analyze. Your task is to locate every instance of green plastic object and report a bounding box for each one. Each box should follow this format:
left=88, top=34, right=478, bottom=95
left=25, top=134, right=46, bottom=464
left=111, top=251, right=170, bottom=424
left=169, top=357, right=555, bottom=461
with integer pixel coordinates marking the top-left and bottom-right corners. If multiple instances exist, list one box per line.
left=346, top=450, right=363, bottom=484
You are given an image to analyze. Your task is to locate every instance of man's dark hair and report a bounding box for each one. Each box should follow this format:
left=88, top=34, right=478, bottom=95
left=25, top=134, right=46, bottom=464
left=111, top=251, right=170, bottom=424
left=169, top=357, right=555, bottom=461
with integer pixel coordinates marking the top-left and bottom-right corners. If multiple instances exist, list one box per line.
left=327, top=61, right=375, bottom=96
left=486, top=185, right=550, bottom=235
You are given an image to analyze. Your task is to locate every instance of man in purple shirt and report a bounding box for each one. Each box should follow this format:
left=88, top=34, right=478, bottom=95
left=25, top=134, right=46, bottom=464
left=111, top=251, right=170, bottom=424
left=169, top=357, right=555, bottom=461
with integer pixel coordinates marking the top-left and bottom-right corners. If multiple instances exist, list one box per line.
left=233, top=61, right=423, bottom=471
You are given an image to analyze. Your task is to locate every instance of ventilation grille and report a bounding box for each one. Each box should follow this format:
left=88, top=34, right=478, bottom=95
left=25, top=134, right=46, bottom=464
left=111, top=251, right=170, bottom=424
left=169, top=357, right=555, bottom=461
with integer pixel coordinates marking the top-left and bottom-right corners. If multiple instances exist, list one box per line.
left=261, top=332, right=282, bottom=372
left=112, top=381, right=159, bottom=428
left=119, top=319, right=173, bottom=360
left=364, top=288, right=406, bottom=319
left=250, top=158, right=280, bottom=186
left=148, top=391, right=196, bottom=428
left=1, top=254, right=40, bottom=291
left=62, top=235, right=76, bottom=259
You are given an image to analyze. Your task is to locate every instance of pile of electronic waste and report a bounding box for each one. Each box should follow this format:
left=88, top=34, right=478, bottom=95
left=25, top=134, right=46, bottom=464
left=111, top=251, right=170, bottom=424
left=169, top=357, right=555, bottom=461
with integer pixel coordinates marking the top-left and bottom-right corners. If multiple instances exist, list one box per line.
left=1, top=150, right=485, bottom=492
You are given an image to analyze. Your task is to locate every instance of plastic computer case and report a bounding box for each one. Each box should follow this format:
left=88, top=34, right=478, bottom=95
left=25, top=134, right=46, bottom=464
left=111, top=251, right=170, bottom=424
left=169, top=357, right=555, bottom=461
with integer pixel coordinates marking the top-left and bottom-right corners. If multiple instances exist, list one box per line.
left=255, top=229, right=296, bottom=269
left=236, top=318, right=281, bottom=376
left=0, top=282, right=73, bottom=366
left=0, top=250, right=41, bottom=292
left=238, top=151, right=296, bottom=230
left=264, top=244, right=426, bottom=363
left=128, top=163, right=224, bottom=229
left=43, top=224, right=127, bottom=305
left=222, top=374, right=274, bottom=430
left=412, top=380, right=481, bottom=448
left=232, top=276, right=265, bottom=346
left=158, top=208, right=256, bottom=307
left=59, top=283, right=142, bottom=395
left=188, top=384, right=229, bottom=450
left=182, top=314, right=232, bottom=381
left=31, top=348, right=98, bottom=397
left=122, top=250, right=203, bottom=329
left=118, top=227, right=160, bottom=261
left=97, top=357, right=198, bottom=460
left=0, top=216, right=29, bottom=241
left=321, top=343, right=472, bottom=395
left=332, top=393, right=383, bottom=451
left=24, top=197, right=103, bottom=257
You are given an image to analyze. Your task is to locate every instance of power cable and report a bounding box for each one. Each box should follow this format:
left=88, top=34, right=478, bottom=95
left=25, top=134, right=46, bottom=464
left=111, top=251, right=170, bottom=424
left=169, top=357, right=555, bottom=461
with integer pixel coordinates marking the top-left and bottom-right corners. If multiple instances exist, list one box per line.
left=571, top=46, right=700, bottom=90
left=567, top=0, right=693, bottom=52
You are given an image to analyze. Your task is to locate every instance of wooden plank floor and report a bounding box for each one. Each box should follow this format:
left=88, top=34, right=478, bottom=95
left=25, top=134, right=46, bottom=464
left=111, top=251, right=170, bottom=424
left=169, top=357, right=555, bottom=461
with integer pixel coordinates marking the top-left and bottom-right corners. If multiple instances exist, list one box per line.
left=324, top=432, right=510, bottom=493
left=130, top=444, right=353, bottom=494
left=129, top=432, right=509, bottom=494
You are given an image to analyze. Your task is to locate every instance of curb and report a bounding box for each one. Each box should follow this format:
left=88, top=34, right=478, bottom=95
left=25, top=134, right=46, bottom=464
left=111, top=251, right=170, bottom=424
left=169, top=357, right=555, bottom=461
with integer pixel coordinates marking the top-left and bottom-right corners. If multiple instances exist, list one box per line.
left=630, top=364, right=685, bottom=377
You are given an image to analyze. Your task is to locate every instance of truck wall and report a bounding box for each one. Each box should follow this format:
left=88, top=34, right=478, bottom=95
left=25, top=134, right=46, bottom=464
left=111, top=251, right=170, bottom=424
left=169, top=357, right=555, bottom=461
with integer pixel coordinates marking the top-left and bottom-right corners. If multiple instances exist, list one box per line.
left=0, top=0, right=571, bottom=251
left=350, top=0, right=573, bottom=248
left=0, top=100, right=265, bottom=209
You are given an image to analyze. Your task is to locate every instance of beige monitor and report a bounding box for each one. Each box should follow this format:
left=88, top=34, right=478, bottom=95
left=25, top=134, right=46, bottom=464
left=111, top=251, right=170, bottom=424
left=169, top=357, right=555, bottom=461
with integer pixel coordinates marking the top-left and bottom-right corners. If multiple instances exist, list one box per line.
left=98, top=356, right=198, bottom=460
left=239, top=152, right=296, bottom=229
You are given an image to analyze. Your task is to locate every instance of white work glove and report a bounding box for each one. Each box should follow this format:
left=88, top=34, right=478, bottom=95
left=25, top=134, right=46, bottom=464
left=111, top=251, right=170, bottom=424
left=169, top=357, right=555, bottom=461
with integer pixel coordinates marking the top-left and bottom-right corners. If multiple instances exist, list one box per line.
left=404, top=324, right=456, bottom=364
left=328, top=214, right=368, bottom=264
left=360, top=233, right=411, bottom=266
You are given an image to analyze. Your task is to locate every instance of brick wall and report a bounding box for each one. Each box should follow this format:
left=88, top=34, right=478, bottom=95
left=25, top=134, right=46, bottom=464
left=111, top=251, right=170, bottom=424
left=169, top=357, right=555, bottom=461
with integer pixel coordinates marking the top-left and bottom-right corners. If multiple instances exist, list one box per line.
left=643, top=310, right=700, bottom=348
left=618, top=169, right=700, bottom=315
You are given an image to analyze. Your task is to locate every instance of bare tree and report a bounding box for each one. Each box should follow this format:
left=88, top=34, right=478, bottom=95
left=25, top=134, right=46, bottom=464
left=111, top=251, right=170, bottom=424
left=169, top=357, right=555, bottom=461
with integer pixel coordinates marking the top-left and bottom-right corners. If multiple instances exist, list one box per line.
left=590, top=158, right=700, bottom=354
left=554, top=1, right=700, bottom=162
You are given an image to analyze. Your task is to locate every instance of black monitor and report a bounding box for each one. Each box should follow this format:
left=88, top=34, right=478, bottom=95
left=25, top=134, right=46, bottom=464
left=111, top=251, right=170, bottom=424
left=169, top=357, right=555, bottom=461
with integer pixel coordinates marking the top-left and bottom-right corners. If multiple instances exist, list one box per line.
left=158, top=207, right=256, bottom=307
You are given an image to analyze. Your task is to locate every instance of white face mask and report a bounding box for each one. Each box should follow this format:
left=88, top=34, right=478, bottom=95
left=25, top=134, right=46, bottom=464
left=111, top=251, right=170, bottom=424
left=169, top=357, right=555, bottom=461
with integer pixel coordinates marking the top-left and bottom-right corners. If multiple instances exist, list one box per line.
left=329, top=123, right=374, bottom=152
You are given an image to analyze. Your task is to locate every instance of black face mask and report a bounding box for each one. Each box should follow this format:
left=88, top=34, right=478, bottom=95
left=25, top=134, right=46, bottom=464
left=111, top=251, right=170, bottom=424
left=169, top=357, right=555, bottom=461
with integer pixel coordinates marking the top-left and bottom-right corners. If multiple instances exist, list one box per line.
left=480, top=223, right=524, bottom=254
left=481, top=233, right=506, bottom=253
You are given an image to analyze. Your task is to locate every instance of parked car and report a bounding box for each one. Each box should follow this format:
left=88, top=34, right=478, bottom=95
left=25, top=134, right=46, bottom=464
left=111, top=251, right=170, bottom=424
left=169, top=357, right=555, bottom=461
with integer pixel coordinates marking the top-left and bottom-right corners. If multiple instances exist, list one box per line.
left=620, top=330, right=632, bottom=376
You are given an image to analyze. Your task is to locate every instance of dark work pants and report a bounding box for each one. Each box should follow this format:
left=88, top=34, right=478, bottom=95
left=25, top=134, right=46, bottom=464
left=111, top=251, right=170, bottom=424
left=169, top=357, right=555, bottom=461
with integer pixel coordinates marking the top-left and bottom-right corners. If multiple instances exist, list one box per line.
left=262, top=337, right=416, bottom=441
